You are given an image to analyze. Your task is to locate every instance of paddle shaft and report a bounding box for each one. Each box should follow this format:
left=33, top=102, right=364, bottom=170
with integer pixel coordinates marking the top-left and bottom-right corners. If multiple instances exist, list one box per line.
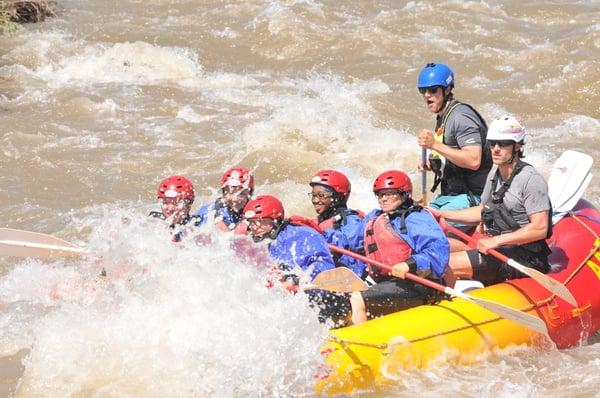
left=328, top=244, right=445, bottom=293
left=442, top=223, right=512, bottom=263
left=328, top=243, right=549, bottom=334
left=421, top=147, right=428, bottom=205
left=442, top=220, right=577, bottom=306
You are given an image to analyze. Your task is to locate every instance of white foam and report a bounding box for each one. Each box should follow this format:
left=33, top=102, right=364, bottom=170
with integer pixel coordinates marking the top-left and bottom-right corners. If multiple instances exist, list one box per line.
left=176, top=106, right=215, bottom=124
left=1, top=206, right=327, bottom=397
left=33, top=41, right=202, bottom=87
left=240, top=74, right=419, bottom=176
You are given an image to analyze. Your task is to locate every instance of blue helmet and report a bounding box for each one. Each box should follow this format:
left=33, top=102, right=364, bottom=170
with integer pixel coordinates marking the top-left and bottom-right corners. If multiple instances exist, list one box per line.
left=417, top=63, right=454, bottom=88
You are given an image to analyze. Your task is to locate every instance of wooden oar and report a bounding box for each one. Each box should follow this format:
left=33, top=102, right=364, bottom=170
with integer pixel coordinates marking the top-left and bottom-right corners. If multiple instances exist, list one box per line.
left=328, top=244, right=549, bottom=335
left=442, top=221, right=577, bottom=306
left=303, top=266, right=368, bottom=293
left=0, top=228, right=85, bottom=258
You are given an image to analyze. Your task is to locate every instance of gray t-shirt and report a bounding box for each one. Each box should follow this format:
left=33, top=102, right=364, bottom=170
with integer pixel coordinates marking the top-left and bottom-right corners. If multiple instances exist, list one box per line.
left=438, top=102, right=490, bottom=194
left=480, top=163, right=550, bottom=227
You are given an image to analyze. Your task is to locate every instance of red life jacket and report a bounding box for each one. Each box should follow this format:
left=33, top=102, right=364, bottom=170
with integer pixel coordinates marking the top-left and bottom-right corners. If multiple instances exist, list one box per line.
left=318, top=209, right=365, bottom=231
left=363, top=213, right=412, bottom=280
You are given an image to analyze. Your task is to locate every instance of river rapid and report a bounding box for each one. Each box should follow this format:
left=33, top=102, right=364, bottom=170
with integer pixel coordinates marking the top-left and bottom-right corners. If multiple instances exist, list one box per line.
left=1, top=1, right=600, bottom=397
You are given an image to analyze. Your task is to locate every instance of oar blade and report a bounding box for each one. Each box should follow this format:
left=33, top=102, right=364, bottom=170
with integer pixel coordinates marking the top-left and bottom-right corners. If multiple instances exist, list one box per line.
left=310, top=267, right=368, bottom=293
left=454, top=290, right=549, bottom=335
left=507, top=259, right=578, bottom=306
left=548, top=150, right=593, bottom=223
left=0, top=228, right=84, bottom=258
left=0, top=241, right=84, bottom=258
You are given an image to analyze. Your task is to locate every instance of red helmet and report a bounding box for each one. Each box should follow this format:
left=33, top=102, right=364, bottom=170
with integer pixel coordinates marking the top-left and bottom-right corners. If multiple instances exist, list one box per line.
left=309, top=169, right=351, bottom=200
left=221, top=167, right=254, bottom=190
left=243, top=195, right=284, bottom=220
left=373, top=170, right=412, bottom=195
left=157, top=176, right=195, bottom=201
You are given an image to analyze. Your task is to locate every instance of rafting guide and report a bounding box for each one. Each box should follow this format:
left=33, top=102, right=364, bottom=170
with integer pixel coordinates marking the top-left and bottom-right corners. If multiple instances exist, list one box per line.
left=416, top=63, right=491, bottom=214
left=435, top=115, right=552, bottom=286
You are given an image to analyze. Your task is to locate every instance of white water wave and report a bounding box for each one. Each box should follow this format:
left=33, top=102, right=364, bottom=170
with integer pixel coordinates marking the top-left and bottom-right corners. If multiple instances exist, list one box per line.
left=0, top=206, right=327, bottom=397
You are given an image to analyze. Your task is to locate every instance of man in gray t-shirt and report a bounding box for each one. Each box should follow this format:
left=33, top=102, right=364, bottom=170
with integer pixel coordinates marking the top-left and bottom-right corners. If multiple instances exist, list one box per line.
left=434, top=115, right=551, bottom=286
left=416, top=63, right=491, bottom=212
left=480, top=164, right=550, bottom=229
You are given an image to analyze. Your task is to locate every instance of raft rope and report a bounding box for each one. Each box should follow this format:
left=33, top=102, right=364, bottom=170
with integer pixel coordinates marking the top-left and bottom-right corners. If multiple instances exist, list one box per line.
left=327, top=214, right=600, bottom=351
left=557, top=214, right=600, bottom=287
left=327, top=310, right=504, bottom=352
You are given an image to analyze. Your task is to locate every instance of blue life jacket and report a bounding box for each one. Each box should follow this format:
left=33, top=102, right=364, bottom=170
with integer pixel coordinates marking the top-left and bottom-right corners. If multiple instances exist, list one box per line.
left=319, top=208, right=367, bottom=279
left=268, top=223, right=336, bottom=281
left=194, top=198, right=244, bottom=231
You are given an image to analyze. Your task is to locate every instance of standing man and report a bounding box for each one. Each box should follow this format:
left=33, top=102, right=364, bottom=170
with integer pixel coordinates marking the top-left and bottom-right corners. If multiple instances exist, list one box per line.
left=434, top=115, right=552, bottom=286
left=416, top=62, right=491, bottom=212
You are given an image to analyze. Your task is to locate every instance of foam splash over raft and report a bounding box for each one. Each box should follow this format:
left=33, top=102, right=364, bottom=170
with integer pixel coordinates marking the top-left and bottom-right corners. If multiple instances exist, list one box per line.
left=0, top=207, right=328, bottom=397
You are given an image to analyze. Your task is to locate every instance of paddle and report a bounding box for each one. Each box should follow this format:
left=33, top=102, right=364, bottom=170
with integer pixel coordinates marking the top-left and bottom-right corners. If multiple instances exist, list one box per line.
left=327, top=243, right=548, bottom=335
left=0, top=228, right=85, bottom=258
left=421, top=147, right=428, bottom=205
left=303, top=266, right=369, bottom=293
left=441, top=221, right=577, bottom=306
left=548, top=150, right=593, bottom=224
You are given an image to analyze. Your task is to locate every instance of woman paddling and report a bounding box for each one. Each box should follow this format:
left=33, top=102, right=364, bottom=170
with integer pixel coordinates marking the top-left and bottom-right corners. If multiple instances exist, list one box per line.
left=349, top=170, right=449, bottom=324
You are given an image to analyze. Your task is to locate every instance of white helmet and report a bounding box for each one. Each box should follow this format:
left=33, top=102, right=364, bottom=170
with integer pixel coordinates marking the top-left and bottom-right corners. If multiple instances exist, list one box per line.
left=487, top=115, right=526, bottom=143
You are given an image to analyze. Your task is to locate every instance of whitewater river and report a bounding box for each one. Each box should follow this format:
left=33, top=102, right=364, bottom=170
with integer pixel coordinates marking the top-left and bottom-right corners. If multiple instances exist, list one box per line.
left=1, top=1, right=599, bottom=396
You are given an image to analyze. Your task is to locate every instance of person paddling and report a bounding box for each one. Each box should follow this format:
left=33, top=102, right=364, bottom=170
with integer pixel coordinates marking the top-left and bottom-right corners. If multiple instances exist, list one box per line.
left=149, top=175, right=201, bottom=242
left=416, top=63, right=491, bottom=213
left=195, top=167, right=254, bottom=234
left=433, top=115, right=552, bottom=286
left=349, top=170, right=449, bottom=324
left=308, top=170, right=367, bottom=279
left=243, top=195, right=350, bottom=325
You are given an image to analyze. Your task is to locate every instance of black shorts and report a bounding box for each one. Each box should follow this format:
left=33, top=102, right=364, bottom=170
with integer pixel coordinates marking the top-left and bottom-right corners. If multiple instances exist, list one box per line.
left=308, top=292, right=352, bottom=328
left=361, top=278, right=437, bottom=319
left=467, top=247, right=550, bottom=286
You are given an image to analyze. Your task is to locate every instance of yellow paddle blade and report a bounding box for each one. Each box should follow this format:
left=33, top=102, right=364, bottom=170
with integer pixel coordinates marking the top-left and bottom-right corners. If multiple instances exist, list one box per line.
left=307, top=267, right=368, bottom=293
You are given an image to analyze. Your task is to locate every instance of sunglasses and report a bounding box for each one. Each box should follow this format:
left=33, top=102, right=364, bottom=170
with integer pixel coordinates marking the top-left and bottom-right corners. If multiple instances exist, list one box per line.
left=418, top=85, right=442, bottom=95
left=375, top=190, right=403, bottom=199
left=488, top=139, right=515, bottom=148
left=308, top=192, right=333, bottom=200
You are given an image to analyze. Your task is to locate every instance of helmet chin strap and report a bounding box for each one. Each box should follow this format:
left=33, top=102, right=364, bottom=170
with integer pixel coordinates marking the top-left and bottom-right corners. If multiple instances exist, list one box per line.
left=499, top=144, right=518, bottom=166
left=435, top=90, right=452, bottom=114
left=250, top=219, right=285, bottom=243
